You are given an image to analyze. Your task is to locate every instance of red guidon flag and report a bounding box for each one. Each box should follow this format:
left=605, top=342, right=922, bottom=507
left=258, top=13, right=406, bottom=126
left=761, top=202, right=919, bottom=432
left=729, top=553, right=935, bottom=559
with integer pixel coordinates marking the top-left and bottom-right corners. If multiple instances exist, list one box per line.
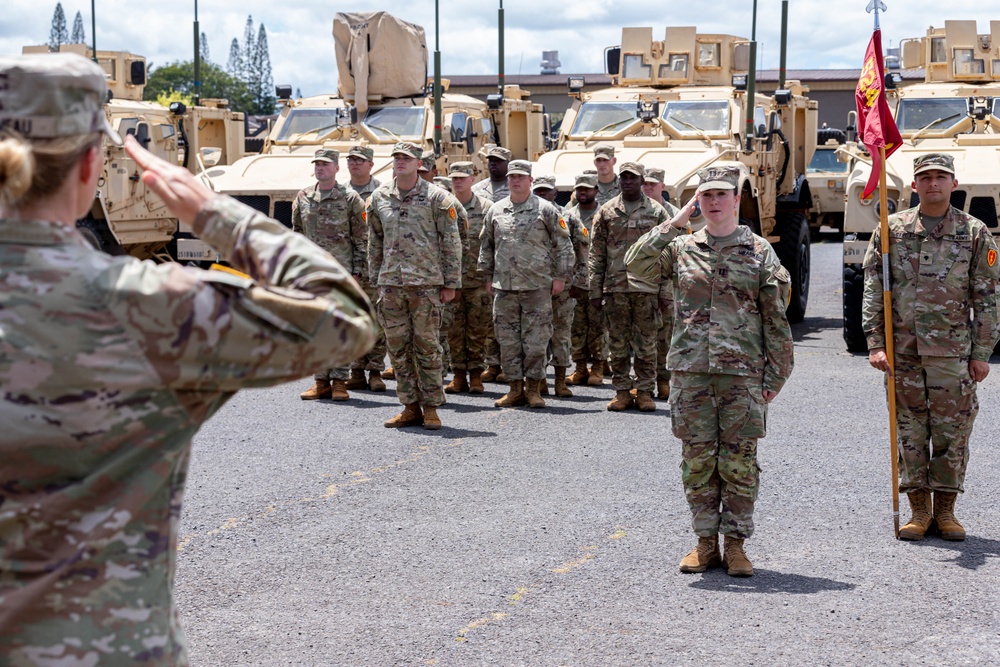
left=856, top=29, right=902, bottom=199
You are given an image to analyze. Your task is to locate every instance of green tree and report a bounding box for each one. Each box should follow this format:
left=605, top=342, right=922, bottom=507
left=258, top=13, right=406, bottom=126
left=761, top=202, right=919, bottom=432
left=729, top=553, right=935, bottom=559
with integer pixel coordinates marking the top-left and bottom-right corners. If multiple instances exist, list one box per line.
left=200, top=32, right=210, bottom=62
left=145, top=60, right=253, bottom=113
left=226, top=38, right=242, bottom=80
left=249, top=25, right=276, bottom=114
left=49, top=3, right=68, bottom=49
left=70, top=11, right=85, bottom=44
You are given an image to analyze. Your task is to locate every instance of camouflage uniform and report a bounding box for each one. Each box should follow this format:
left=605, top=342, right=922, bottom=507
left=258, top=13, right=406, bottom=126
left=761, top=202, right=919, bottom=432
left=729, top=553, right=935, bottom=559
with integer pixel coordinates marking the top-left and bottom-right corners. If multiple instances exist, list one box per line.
left=627, top=223, right=794, bottom=538
left=596, top=175, right=621, bottom=208
left=0, top=196, right=375, bottom=665
left=350, top=176, right=382, bottom=199
left=654, top=200, right=682, bottom=385
left=550, top=206, right=590, bottom=368
left=589, top=193, right=669, bottom=392
left=480, top=194, right=574, bottom=380
left=862, top=205, right=999, bottom=493
left=368, top=178, right=463, bottom=408
left=565, top=201, right=607, bottom=367
left=347, top=168, right=388, bottom=373
left=472, top=178, right=510, bottom=203
left=292, top=179, right=369, bottom=381
left=439, top=201, right=471, bottom=375
left=448, top=192, right=494, bottom=372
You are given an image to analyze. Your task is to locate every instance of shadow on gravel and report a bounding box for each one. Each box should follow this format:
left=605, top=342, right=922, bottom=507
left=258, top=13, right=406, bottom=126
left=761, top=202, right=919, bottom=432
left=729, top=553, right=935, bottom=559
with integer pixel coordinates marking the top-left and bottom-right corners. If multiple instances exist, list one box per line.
left=791, top=317, right=841, bottom=342
left=413, top=427, right=498, bottom=439
left=906, top=534, right=1000, bottom=571
left=688, top=569, right=856, bottom=594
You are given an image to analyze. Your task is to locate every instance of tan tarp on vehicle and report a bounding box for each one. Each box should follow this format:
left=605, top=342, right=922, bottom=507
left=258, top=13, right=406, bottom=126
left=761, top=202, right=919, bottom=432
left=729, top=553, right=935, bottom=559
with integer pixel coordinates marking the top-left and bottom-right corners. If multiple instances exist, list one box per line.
left=333, top=12, right=428, bottom=115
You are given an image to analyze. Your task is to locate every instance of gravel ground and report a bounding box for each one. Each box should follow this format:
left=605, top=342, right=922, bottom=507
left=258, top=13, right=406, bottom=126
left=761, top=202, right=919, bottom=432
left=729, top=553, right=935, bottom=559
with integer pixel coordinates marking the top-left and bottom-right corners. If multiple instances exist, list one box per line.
left=175, top=240, right=1000, bottom=666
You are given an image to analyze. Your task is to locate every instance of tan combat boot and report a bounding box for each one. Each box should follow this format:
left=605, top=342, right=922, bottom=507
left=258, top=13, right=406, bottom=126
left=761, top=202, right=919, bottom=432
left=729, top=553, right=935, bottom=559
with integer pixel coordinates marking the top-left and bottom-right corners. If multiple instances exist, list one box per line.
left=468, top=369, right=485, bottom=394
left=899, top=489, right=933, bottom=541
left=480, top=365, right=501, bottom=383
left=345, top=368, right=367, bottom=390
left=635, top=390, right=656, bottom=412
left=445, top=370, right=468, bottom=394
left=329, top=379, right=349, bottom=401
left=607, top=390, right=634, bottom=412
left=496, top=369, right=509, bottom=383
left=384, top=403, right=423, bottom=428
left=524, top=379, right=546, bottom=408
left=678, top=536, right=722, bottom=573
left=422, top=405, right=442, bottom=430
left=368, top=371, right=387, bottom=392
left=587, top=363, right=605, bottom=386
left=566, top=362, right=588, bottom=385
left=382, top=367, right=395, bottom=380
left=933, top=491, right=966, bottom=541
left=538, top=377, right=549, bottom=396
left=494, top=380, right=527, bottom=408
left=553, top=367, right=573, bottom=397
left=723, top=537, right=754, bottom=577
left=300, top=379, right=332, bottom=400
left=657, top=379, right=670, bottom=399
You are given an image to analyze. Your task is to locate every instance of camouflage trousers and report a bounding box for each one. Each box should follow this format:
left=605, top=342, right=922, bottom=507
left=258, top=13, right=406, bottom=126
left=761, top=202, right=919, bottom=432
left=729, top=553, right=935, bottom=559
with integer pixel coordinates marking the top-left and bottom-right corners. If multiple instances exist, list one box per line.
left=892, top=354, right=978, bottom=493
left=447, top=284, right=491, bottom=371
left=484, top=322, right=500, bottom=367
left=603, top=292, right=661, bottom=392
left=670, top=372, right=767, bottom=539
left=350, top=277, right=387, bottom=372
left=657, top=298, right=673, bottom=382
left=378, top=286, right=445, bottom=407
left=549, top=291, right=576, bottom=368
left=439, top=301, right=454, bottom=374
left=571, top=296, right=606, bottom=365
left=494, top=288, right=553, bottom=380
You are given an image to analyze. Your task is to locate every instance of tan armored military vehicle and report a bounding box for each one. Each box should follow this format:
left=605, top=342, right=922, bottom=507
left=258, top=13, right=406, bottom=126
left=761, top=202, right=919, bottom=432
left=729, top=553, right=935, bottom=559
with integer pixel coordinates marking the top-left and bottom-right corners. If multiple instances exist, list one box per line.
left=22, top=44, right=246, bottom=261
left=805, top=127, right=849, bottom=237
left=840, top=20, right=1000, bottom=351
left=205, top=11, right=547, bottom=229
left=532, top=26, right=818, bottom=322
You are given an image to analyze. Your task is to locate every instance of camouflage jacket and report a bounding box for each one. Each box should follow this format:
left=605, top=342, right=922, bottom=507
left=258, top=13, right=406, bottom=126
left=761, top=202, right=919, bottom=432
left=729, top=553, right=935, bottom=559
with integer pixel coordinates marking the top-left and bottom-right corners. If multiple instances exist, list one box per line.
left=589, top=194, right=669, bottom=298
left=472, top=178, right=510, bottom=203
left=596, top=175, right=621, bottom=208
left=561, top=205, right=591, bottom=290
left=479, top=195, right=574, bottom=291
left=0, top=196, right=375, bottom=665
left=291, top=182, right=367, bottom=276
left=458, top=192, right=493, bottom=287
left=862, top=206, right=999, bottom=361
left=626, top=224, right=794, bottom=392
left=350, top=176, right=382, bottom=199
left=564, top=201, right=600, bottom=236
left=366, top=179, right=463, bottom=289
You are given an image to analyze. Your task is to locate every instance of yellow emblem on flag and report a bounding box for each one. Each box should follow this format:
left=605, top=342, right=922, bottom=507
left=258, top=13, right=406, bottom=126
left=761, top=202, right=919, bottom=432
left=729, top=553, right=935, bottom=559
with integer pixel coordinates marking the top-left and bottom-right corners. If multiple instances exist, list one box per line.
left=559, top=218, right=567, bottom=230
left=449, top=207, right=456, bottom=220
left=989, top=249, right=997, bottom=267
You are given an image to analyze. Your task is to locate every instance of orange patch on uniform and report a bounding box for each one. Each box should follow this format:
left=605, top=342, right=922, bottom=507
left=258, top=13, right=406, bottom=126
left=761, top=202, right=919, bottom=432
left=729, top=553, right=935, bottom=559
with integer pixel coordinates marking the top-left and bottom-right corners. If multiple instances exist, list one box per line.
left=989, top=249, right=997, bottom=267
left=449, top=207, right=457, bottom=220
left=559, top=218, right=567, bottom=230
left=361, top=211, right=367, bottom=222
left=582, top=228, right=588, bottom=237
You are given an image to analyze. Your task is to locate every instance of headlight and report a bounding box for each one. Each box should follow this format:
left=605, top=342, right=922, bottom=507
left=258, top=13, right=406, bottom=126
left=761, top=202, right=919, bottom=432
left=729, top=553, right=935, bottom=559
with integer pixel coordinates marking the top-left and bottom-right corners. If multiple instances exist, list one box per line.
left=875, top=198, right=897, bottom=217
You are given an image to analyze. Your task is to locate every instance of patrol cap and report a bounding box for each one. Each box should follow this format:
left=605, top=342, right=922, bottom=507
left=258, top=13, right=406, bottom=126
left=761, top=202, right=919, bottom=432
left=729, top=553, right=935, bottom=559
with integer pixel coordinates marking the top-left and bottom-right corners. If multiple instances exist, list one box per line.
left=347, top=145, right=374, bottom=161
left=312, top=148, right=340, bottom=163
left=583, top=169, right=598, bottom=175
left=619, top=161, right=644, bottom=177
left=507, top=159, right=532, bottom=176
left=593, top=144, right=615, bottom=161
left=913, top=153, right=955, bottom=176
left=448, top=161, right=475, bottom=178
left=391, top=141, right=423, bottom=159
left=418, top=151, right=436, bottom=172
left=432, top=176, right=453, bottom=192
left=532, top=174, right=555, bottom=190
left=0, top=53, right=122, bottom=146
left=644, top=167, right=666, bottom=184
left=487, top=146, right=512, bottom=161
left=574, top=173, right=598, bottom=189
left=696, top=165, right=740, bottom=193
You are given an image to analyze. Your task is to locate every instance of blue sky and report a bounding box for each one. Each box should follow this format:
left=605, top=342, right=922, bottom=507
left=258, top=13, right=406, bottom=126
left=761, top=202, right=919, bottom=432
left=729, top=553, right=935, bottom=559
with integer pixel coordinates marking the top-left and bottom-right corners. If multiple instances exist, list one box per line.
left=3, top=1, right=997, bottom=97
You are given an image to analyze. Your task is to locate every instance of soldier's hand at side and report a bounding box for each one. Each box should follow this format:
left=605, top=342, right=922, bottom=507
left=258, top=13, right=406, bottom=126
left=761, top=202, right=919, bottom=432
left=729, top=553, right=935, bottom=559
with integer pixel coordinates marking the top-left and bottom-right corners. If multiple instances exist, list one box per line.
left=590, top=298, right=603, bottom=311
left=440, top=287, right=456, bottom=303
left=869, top=348, right=893, bottom=376
left=551, top=279, right=565, bottom=296
left=569, top=286, right=586, bottom=300
left=485, top=284, right=493, bottom=296
left=762, top=389, right=779, bottom=402
left=124, top=135, right=213, bottom=228
left=970, top=359, right=990, bottom=382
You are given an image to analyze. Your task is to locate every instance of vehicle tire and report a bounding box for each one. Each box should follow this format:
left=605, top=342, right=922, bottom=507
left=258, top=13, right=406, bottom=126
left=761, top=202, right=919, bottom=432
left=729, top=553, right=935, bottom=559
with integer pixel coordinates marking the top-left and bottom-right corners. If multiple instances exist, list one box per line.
left=842, top=263, right=867, bottom=352
left=775, top=211, right=810, bottom=324
left=75, top=217, right=124, bottom=255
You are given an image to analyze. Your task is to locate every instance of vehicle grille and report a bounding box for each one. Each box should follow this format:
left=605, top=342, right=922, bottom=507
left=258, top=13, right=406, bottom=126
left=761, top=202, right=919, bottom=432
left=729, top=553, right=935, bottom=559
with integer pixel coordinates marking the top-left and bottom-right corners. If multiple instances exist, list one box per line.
left=969, top=197, right=998, bottom=228
left=273, top=201, right=293, bottom=228
left=234, top=195, right=270, bottom=216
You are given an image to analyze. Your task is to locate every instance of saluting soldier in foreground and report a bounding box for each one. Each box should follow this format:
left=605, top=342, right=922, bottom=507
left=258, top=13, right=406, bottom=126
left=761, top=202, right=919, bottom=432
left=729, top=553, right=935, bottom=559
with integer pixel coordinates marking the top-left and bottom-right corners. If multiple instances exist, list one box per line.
left=863, top=153, right=999, bottom=541
left=626, top=166, right=794, bottom=577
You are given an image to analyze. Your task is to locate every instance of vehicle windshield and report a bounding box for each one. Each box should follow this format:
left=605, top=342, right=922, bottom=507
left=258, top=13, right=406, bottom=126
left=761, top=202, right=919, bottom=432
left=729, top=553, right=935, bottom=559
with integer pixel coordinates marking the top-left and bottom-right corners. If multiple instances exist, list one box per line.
left=274, top=109, right=342, bottom=141
left=662, top=100, right=730, bottom=135
left=807, top=148, right=848, bottom=173
left=570, top=102, right=638, bottom=136
left=363, top=107, right=426, bottom=140
left=993, top=98, right=1000, bottom=123
left=895, top=98, right=968, bottom=134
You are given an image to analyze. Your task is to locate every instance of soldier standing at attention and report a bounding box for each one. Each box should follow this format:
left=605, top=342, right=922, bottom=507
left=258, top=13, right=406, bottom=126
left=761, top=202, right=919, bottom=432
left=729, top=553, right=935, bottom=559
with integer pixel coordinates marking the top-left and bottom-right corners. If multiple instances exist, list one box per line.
left=418, top=150, right=438, bottom=182
left=292, top=148, right=370, bottom=402
left=480, top=160, right=574, bottom=409
left=863, top=153, right=999, bottom=541
left=564, top=173, right=607, bottom=387
left=472, top=145, right=512, bottom=203
left=593, top=144, right=621, bottom=207
left=445, top=162, right=494, bottom=394
left=532, top=174, right=590, bottom=397
left=626, top=165, right=794, bottom=577
left=642, top=166, right=682, bottom=399
left=589, top=162, right=669, bottom=412
left=346, top=144, right=381, bottom=197
left=0, top=53, right=375, bottom=663
left=367, top=141, right=463, bottom=430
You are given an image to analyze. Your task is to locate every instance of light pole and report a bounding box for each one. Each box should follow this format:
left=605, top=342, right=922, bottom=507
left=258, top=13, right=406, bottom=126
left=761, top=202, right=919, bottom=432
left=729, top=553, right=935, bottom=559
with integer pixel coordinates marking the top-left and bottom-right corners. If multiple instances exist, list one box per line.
left=193, top=0, right=201, bottom=105
left=433, top=0, right=442, bottom=154
left=90, top=0, right=96, bottom=61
